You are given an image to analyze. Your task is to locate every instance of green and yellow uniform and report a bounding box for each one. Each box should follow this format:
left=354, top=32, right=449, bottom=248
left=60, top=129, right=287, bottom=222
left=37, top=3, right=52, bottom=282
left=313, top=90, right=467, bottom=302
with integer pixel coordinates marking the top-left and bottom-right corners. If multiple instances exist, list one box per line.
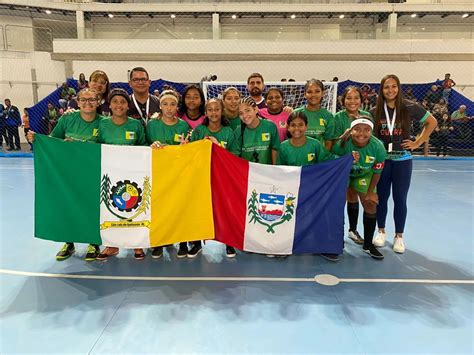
left=234, top=118, right=280, bottom=164
left=50, top=111, right=103, bottom=142
left=333, top=109, right=372, bottom=138
left=277, top=137, right=335, bottom=166
left=226, top=115, right=241, bottom=131
left=293, top=106, right=336, bottom=144
left=191, top=124, right=239, bottom=155
left=98, top=117, right=146, bottom=145
left=146, top=118, right=190, bottom=145
left=332, top=136, right=386, bottom=193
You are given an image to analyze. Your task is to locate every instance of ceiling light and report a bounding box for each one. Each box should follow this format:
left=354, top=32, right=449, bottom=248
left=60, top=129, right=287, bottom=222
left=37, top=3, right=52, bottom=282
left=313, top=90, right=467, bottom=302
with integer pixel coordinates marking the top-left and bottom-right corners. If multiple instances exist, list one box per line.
left=170, top=14, right=176, bottom=19
left=339, top=14, right=345, bottom=19
left=411, top=13, right=417, bottom=18
left=290, top=14, right=296, bottom=19
left=231, top=14, right=237, bottom=19
left=108, top=13, right=114, bottom=18
left=462, top=13, right=469, bottom=18
left=45, top=10, right=52, bottom=15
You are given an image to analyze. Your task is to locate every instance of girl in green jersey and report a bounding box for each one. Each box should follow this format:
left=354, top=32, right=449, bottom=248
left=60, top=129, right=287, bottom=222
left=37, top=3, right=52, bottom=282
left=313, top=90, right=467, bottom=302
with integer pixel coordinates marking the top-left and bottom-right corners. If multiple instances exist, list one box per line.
left=333, top=118, right=386, bottom=260
left=28, top=88, right=104, bottom=262
left=188, top=99, right=238, bottom=259
left=235, top=96, right=280, bottom=165
left=147, top=90, right=191, bottom=260
left=294, top=79, right=336, bottom=151
left=222, top=87, right=242, bottom=130
left=335, top=86, right=373, bottom=246
left=96, top=88, right=147, bottom=262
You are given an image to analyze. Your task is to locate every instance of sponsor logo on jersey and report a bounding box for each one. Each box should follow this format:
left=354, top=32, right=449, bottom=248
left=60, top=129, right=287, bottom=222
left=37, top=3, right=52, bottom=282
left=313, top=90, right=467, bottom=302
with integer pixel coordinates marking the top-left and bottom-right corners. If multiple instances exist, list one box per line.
left=261, top=133, right=270, bottom=141
left=279, top=121, right=287, bottom=128
left=307, top=153, right=315, bottom=161
left=174, top=133, right=183, bottom=142
left=92, top=128, right=99, bottom=137
left=359, top=178, right=367, bottom=186
left=365, top=155, right=375, bottom=164
left=125, top=131, right=135, bottom=140
left=374, top=162, right=385, bottom=170
left=319, top=119, right=325, bottom=126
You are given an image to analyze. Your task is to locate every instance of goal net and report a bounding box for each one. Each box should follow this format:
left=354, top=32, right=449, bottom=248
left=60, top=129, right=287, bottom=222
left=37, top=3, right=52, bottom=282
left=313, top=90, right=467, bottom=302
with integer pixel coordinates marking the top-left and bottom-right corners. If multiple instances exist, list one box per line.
left=202, top=81, right=338, bottom=113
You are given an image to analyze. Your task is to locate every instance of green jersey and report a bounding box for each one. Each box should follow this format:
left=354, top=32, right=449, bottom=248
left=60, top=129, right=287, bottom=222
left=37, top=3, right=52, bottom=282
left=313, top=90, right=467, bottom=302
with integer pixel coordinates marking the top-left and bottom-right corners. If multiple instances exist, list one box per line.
left=277, top=137, right=335, bottom=166
left=332, top=136, right=386, bottom=178
left=191, top=124, right=239, bottom=155
left=98, top=117, right=146, bottom=146
left=146, top=118, right=190, bottom=146
left=293, top=106, right=336, bottom=143
left=234, top=118, right=280, bottom=165
left=333, top=109, right=372, bottom=138
left=226, top=116, right=241, bottom=131
left=50, top=111, right=103, bottom=143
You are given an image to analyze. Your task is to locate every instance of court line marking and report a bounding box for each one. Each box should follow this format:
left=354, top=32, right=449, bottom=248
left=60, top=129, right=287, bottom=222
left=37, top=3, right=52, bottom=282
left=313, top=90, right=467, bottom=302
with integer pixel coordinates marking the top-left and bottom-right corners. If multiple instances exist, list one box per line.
left=0, top=269, right=472, bottom=285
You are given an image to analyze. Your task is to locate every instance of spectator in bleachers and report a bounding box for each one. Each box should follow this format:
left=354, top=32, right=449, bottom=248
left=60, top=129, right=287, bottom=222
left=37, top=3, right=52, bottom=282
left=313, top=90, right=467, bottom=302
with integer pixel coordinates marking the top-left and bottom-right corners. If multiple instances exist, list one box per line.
left=4, top=99, right=21, bottom=151
left=68, top=70, right=111, bottom=116
left=59, top=82, right=76, bottom=108
left=434, top=113, right=453, bottom=157
left=404, top=86, right=416, bottom=102
left=46, top=102, right=59, bottom=134
left=22, top=108, right=32, bottom=151
left=441, top=73, right=456, bottom=105
left=432, top=98, right=449, bottom=119
left=451, top=105, right=467, bottom=121
left=0, top=101, right=7, bottom=150
left=78, top=73, right=88, bottom=90
left=424, top=84, right=442, bottom=110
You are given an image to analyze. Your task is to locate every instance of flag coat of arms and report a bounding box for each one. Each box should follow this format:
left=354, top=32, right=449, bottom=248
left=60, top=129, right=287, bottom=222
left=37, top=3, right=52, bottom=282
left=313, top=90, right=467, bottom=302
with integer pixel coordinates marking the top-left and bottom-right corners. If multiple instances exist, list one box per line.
left=211, top=145, right=353, bottom=255
left=34, top=135, right=214, bottom=248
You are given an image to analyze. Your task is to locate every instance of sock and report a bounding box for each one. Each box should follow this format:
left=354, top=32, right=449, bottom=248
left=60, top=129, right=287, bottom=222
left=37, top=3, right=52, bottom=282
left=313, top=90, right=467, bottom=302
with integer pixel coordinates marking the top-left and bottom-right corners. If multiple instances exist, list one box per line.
left=363, top=212, right=377, bottom=249
left=347, top=202, right=359, bottom=232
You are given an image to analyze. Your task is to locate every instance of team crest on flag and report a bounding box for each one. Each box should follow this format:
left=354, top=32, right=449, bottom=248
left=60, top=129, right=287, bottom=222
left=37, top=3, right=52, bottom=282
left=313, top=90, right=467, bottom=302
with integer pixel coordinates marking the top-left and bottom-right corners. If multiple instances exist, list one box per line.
left=100, top=174, right=151, bottom=229
left=247, top=189, right=295, bottom=233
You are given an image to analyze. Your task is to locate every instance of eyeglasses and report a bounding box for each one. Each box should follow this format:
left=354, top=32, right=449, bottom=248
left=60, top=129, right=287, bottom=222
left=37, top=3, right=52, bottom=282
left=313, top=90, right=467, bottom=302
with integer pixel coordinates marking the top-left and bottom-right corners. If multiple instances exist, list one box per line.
left=131, top=78, right=149, bottom=83
left=78, top=97, right=98, bottom=104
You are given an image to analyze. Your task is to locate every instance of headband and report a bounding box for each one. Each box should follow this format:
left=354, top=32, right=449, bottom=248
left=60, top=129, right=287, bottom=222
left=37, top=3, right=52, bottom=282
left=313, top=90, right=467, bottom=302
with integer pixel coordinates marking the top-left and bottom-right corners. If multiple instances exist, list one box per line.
left=351, top=118, right=374, bottom=130
left=160, top=94, right=178, bottom=103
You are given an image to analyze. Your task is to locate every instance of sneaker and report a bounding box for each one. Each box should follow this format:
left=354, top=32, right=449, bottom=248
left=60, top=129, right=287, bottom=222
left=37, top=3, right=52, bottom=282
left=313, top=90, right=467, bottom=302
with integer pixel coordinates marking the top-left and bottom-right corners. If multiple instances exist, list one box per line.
left=134, top=248, right=146, bottom=260
left=96, top=247, right=119, bottom=261
left=348, top=230, right=364, bottom=245
left=187, top=244, right=202, bottom=258
left=177, top=244, right=188, bottom=259
left=56, top=243, right=75, bottom=261
left=320, top=253, right=340, bottom=262
left=393, top=237, right=405, bottom=254
left=84, top=244, right=100, bottom=262
left=363, top=245, right=384, bottom=260
left=373, top=231, right=386, bottom=247
left=226, top=246, right=236, bottom=258
left=151, top=246, right=163, bottom=259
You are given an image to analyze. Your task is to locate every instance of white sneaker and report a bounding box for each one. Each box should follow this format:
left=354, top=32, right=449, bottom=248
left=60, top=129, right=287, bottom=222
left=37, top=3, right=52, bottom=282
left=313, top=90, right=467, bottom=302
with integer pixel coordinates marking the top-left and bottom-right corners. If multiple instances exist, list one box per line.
left=373, top=231, right=386, bottom=247
left=393, top=237, right=405, bottom=254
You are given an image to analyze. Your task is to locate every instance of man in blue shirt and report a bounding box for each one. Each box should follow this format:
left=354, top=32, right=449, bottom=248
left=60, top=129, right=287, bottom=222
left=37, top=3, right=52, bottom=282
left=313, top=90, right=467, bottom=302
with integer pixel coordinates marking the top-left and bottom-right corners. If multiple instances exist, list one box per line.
left=4, top=99, right=21, bottom=151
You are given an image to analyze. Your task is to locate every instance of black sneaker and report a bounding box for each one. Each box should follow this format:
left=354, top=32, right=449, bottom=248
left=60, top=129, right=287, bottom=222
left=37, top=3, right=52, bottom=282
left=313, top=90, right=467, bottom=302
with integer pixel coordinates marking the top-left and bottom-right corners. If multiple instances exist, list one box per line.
left=151, top=246, right=163, bottom=259
left=187, top=244, right=202, bottom=258
left=226, top=246, right=236, bottom=258
left=84, top=244, right=100, bottom=262
left=177, top=243, right=188, bottom=259
left=348, top=230, right=364, bottom=245
left=363, top=245, right=384, bottom=260
left=56, top=243, right=75, bottom=261
left=320, top=253, right=340, bottom=262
